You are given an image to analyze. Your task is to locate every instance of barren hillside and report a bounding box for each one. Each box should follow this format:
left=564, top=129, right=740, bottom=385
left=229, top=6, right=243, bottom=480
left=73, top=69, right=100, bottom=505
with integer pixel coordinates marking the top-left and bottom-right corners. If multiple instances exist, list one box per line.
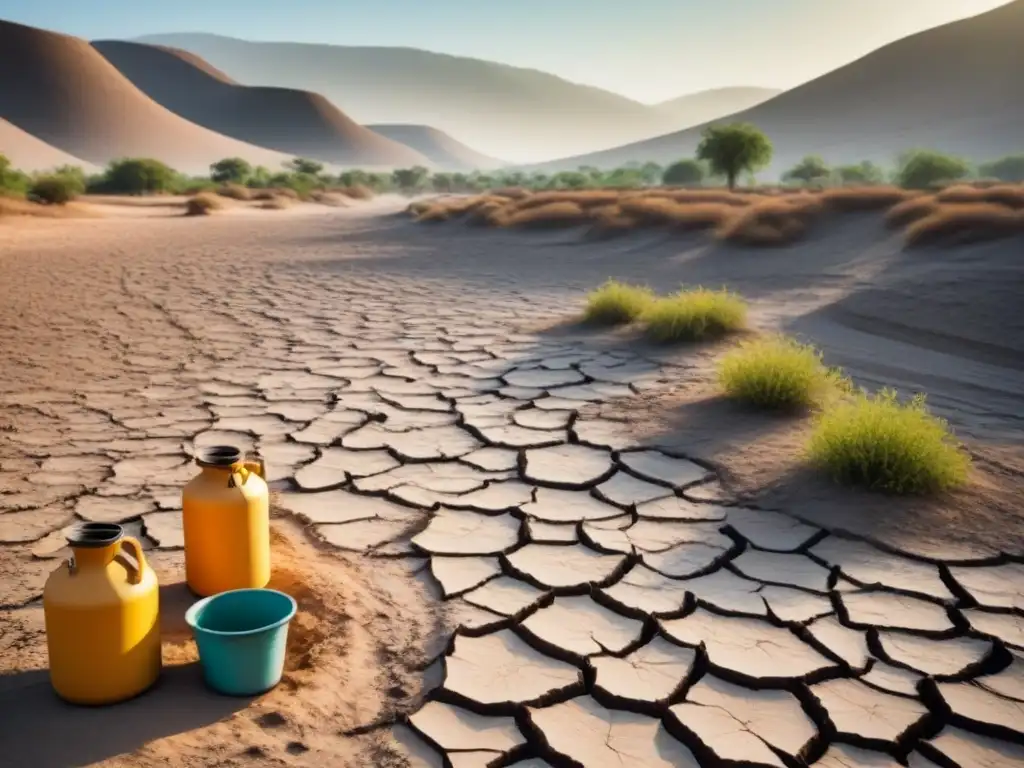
left=535, top=1, right=1024, bottom=175
left=0, top=20, right=293, bottom=174
left=129, top=33, right=681, bottom=163
left=653, top=86, right=782, bottom=127
left=366, top=124, right=503, bottom=171
left=0, top=118, right=96, bottom=173
left=92, top=40, right=429, bottom=168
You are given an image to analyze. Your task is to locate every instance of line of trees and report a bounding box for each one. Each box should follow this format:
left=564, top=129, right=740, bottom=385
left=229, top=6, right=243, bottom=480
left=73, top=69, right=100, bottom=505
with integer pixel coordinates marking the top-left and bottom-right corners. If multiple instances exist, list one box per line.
left=3, top=125, right=1023, bottom=206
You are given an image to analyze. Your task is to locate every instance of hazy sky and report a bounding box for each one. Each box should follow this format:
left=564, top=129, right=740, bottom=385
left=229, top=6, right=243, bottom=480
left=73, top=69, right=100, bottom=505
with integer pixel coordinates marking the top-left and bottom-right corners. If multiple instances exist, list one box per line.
left=0, top=0, right=1010, bottom=102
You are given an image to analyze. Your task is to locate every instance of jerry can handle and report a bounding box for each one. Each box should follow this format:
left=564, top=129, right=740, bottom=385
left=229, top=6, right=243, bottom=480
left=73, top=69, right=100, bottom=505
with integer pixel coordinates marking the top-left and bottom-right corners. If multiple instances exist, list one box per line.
left=118, top=536, right=148, bottom=586
left=227, top=466, right=250, bottom=489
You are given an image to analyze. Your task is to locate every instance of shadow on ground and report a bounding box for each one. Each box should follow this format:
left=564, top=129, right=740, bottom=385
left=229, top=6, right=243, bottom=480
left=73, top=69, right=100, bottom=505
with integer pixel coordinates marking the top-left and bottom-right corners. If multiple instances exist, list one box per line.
left=0, top=579, right=252, bottom=768
left=0, top=664, right=251, bottom=768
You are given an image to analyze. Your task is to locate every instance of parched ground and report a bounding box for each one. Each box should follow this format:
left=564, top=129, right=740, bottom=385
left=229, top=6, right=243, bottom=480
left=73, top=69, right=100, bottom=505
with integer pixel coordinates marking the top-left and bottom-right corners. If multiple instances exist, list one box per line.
left=1, top=203, right=1023, bottom=768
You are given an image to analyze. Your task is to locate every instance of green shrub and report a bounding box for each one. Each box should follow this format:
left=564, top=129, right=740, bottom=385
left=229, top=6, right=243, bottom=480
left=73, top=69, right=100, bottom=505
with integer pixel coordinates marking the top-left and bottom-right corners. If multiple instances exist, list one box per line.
left=895, top=150, right=971, bottom=190
left=97, top=158, right=177, bottom=195
left=392, top=166, right=431, bottom=192
left=642, top=287, right=748, bottom=343
left=0, top=153, right=30, bottom=196
left=783, top=155, right=831, bottom=185
left=978, top=155, right=1024, bottom=183
left=808, top=388, right=970, bottom=494
left=834, top=161, right=885, bottom=185
left=210, top=157, right=253, bottom=184
left=583, top=280, right=655, bottom=325
left=28, top=175, right=78, bottom=205
left=718, top=335, right=849, bottom=409
left=662, top=159, right=705, bottom=186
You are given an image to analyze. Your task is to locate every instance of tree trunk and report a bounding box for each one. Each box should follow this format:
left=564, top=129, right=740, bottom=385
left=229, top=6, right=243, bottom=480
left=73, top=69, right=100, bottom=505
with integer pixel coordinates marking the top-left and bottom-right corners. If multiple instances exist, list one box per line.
left=727, top=170, right=737, bottom=190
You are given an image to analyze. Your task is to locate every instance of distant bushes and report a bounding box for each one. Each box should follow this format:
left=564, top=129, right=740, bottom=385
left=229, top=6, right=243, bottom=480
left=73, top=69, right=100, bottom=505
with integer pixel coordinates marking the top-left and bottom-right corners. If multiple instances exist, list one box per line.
left=662, top=160, right=705, bottom=186
left=978, top=155, right=1024, bottom=183
left=28, top=175, right=79, bottom=205
left=91, top=158, right=178, bottom=195
left=894, top=150, right=971, bottom=190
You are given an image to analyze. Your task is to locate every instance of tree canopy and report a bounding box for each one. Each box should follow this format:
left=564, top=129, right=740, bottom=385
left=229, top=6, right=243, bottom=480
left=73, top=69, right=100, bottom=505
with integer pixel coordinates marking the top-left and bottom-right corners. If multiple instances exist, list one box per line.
left=696, top=123, right=773, bottom=189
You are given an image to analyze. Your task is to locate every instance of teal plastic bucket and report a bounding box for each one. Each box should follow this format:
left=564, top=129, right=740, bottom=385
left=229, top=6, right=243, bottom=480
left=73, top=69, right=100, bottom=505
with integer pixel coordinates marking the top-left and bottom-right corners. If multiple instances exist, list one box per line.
left=185, top=588, right=297, bottom=696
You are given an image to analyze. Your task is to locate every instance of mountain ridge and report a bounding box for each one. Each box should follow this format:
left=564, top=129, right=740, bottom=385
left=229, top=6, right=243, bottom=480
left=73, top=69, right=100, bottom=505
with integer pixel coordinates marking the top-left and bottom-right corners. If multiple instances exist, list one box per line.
left=92, top=39, right=430, bottom=168
left=128, top=32, right=681, bottom=163
left=527, top=1, right=1023, bottom=175
left=0, top=19, right=294, bottom=174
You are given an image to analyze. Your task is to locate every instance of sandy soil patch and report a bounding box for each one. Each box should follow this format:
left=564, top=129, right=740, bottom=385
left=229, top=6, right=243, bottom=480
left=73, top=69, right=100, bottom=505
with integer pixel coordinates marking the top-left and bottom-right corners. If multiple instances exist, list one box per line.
left=0, top=519, right=438, bottom=768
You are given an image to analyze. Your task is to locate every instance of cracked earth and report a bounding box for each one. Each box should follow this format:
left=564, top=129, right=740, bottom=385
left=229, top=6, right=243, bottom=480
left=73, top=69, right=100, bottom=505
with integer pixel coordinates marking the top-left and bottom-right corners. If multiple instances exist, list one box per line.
left=1, top=208, right=1023, bottom=767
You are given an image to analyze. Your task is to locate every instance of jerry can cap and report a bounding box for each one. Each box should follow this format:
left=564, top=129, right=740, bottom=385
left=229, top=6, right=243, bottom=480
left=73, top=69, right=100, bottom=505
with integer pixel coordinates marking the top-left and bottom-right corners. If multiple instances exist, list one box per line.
left=196, top=445, right=243, bottom=468
left=67, top=522, right=124, bottom=548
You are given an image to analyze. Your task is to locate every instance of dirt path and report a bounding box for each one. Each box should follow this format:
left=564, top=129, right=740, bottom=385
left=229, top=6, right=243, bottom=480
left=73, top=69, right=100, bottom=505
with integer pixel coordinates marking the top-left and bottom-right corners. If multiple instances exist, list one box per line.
left=1, top=207, right=1022, bottom=767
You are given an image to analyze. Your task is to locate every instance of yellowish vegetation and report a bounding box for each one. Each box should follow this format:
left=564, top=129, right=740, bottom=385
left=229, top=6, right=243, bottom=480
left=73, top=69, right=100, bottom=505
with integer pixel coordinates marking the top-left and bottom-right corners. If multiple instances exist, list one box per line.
left=411, top=184, right=1024, bottom=247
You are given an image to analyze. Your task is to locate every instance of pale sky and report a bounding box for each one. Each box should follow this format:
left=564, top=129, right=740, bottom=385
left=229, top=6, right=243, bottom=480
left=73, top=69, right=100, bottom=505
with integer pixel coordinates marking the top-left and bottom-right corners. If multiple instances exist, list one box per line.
left=0, top=0, right=1011, bottom=102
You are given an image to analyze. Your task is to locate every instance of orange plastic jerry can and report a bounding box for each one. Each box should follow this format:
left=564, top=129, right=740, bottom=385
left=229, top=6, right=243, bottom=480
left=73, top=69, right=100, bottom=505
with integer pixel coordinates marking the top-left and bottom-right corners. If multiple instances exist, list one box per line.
left=42, top=522, right=161, bottom=704
left=182, top=445, right=270, bottom=597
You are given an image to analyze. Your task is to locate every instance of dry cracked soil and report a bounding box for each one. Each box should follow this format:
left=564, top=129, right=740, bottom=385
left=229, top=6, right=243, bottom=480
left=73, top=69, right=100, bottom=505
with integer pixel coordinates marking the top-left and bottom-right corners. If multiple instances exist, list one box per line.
left=1, top=202, right=1023, bottom=768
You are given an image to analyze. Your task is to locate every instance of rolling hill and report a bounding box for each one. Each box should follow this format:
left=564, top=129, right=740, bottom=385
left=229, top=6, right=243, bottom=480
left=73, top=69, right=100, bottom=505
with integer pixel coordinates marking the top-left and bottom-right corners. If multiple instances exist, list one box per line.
left=0, top=118, right=97, bottom=173
left=366, top=125, right=503, bottom=171
left=92, top=40, right=430, bottom=168
left=652, top=87, right=782, bottom=127
left=129, top=33, right=681, bottom=163
left=0, top=20, right=294, bottom=175
left=532, top=0, right=1024, bottom=176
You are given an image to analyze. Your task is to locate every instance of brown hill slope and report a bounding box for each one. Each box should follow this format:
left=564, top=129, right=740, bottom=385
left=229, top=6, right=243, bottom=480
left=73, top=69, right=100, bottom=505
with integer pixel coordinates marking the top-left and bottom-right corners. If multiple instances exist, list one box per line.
left=0, top=118, right=97, bottom=173
left=366, top=125, right=503, bottom=171
left=92, top=40, right=429, bottom=168
left=534, top=1, right=1024, bottom=175
left=0, top=20, right=294, bottom=175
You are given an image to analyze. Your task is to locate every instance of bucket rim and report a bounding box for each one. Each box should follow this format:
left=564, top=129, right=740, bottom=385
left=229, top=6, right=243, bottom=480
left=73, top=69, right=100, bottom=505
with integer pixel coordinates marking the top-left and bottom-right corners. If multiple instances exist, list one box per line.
left=185, top=588, right=297, bottom=638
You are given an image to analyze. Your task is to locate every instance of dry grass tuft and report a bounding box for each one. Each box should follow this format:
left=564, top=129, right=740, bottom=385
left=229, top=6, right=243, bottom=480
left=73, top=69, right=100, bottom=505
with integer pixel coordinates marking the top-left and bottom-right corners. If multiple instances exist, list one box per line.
left=718, top=335, right=849, bottom=410
left=618, top=197, right=734, bottom=231
left=249, top=188, right=280, bottom=201
left=642, top=287, right=748, bottom=343
left=809, top=389, right=970, bottom=494
left=583, top=280, right=655, bottom=325
left=512, top=190, right=624, bottom=211
left=884, top=196, right=940, bottom=228
left=819, top=186, right=917, bottom=211
left=216, top=183, right=252, bottom=201
left=716, top=197, right=823, bottom=246
left=335, top=184, right=373, bottom=200
left=499, top=201, right=587, bottom=229
left=259, top=196, right=292, bottom=210
left=464, top=200, right=508, bottom=226
left=184, top=193, right=223, bottom=216
left=0, top=196, right=93, bottom=218
left=309, top=191, right=349, bottom=207
left=934, top=184, right=1024, bottom=209
left=904, top=203, right=1024, bottom=247
left=489, top=186, right=531, bottom=200
left=408, top=184, right=1024, bottom=249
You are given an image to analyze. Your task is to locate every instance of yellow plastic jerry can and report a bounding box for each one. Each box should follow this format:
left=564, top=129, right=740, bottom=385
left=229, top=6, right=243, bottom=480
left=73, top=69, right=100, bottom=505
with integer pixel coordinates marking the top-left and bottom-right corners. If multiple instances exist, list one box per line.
left=43, top=522, right=161, bottom=704
left=182, top=445, right=270, bottom=597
